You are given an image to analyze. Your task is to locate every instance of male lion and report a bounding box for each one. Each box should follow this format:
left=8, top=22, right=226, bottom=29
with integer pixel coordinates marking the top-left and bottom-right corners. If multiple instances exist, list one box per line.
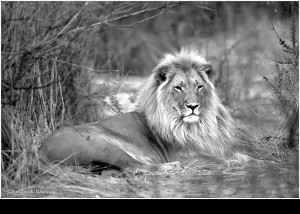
left=39, top=49, right=251, bottom=172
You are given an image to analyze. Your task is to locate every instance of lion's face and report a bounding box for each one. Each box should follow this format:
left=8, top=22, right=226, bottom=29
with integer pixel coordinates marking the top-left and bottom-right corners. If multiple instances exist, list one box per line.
left=155, top=51, right=216, bottom=124
left=168, top=68, right=211, bottom=123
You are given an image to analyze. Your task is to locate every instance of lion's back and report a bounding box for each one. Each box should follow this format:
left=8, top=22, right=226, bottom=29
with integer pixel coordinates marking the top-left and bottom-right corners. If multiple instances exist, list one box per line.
left=39, top=112, right=171, bottom=166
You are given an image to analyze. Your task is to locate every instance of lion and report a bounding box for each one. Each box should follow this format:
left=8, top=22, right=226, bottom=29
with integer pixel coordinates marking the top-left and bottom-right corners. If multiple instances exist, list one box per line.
left=39, top=49, right=251, bottom=172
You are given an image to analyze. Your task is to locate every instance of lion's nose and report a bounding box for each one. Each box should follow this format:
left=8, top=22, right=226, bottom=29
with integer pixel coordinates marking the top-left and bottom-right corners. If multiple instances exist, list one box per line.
left=185, top=103, right=199, bottom=110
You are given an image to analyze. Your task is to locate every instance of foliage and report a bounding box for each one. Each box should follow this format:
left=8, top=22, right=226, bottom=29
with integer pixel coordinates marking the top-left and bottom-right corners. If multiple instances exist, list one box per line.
left=263, top=5, right=299, bottom=148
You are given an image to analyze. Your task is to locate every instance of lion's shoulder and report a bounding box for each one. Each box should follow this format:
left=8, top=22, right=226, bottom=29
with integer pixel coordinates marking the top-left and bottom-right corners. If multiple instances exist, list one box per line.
left=99, top=112, right=148, bottom=131
left=95, top=112, right=158, bottom=144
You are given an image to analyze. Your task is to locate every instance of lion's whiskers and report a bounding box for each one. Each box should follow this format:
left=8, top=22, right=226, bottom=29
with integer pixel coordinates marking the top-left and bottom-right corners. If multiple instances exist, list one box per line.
left=179, top=108, right=191, bottom=115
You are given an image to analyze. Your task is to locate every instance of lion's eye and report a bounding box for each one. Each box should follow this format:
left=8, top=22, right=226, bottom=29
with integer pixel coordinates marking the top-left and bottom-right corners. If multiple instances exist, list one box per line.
left=197, top=85, right=204, bottom=91
left=174, top=86, right=182, bottom=92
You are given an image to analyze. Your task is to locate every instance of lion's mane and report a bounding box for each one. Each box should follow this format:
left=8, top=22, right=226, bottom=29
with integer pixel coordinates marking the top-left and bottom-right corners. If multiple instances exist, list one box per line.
left=137, top=50, right=236, bottom=161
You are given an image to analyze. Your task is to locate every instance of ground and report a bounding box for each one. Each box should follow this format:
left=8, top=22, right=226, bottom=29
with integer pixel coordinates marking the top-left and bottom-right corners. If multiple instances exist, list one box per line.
left=2, top=152, right=298, bottom=198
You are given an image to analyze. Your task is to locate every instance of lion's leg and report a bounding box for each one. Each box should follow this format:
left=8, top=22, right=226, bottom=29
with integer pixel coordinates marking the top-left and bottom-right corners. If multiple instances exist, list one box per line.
left=233, top=153, right=278, bottom=166
left=136, top=161, right=182, bottom=172
left=233, top=153, right=254, bottom=163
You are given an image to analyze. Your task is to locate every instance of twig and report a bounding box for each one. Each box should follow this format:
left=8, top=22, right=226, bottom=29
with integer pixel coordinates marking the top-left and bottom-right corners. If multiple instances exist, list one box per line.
left=271, top=22, right=293, bottom=51
left=41, top=57, right=114, bottom=73
left=44, top=2, right=89, bottom=45
left=107, top=8, right=167, bottom=28
left=111, top=2, right=144, bottom=16
left=2, top=79, right=60, bottom=91
left=68, top=2, right=183, bottom=33
left=182, top=2, right=213, bottom=11
left=106, top=2, right=172, bottom=23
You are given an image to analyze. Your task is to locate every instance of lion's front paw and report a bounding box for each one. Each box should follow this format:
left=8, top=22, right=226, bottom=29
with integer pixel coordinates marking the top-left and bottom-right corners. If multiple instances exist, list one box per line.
left=163, top=161, right=182, bottom=170
left=152, top=161, right=182, bottom=171
left=234, top=153, right=253, bottom=163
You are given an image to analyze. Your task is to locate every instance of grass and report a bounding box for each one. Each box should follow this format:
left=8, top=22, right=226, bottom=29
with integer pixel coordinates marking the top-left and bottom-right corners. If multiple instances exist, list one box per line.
left=1, top=158, right=298, bottom=198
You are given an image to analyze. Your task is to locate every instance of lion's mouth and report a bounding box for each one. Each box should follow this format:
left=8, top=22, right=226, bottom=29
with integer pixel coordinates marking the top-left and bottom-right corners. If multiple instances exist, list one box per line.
left=183, top=114, right=199, bottom=123
left=172, top=106, right=200, bottom=123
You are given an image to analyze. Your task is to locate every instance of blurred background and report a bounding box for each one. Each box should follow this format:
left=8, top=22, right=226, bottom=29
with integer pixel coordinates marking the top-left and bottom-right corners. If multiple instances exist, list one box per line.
left=1, top=1, right=299, bottom=198
left=1, top=1, right=298, bottom=138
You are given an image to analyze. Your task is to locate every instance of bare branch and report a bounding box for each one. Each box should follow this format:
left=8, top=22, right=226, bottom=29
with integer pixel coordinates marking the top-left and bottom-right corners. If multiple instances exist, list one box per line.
left=107, top=8, right=167, bottom=28
left=2, top=79, right=59, bottom=90
left=44, top=2, right=89, bottom=45
left=41, top=57, right=117, bottom=74
left=182, top=2, right=213, bottom=11
left=111, top=2, right=144, bottom=16
left=106, top=2, right=170, bottom=23
left=69, top=2, right=183, bottom=33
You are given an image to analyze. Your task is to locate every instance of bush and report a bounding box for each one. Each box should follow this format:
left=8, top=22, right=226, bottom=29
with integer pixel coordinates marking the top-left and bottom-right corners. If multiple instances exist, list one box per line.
left=263, top=10, right=299, bottom=149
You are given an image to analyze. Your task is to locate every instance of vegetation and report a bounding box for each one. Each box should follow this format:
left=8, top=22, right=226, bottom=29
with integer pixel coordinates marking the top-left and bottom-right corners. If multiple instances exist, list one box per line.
left=1, top=1, right=298, bottom=198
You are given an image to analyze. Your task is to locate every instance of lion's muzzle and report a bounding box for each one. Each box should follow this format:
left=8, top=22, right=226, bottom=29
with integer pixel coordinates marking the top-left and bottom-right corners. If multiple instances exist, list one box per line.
left=181, top=103, right=201, bottom=123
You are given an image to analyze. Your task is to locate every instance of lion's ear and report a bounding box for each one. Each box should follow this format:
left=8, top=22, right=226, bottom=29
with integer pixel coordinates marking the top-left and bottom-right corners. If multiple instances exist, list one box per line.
left=200, top=64, right=215, bottom=79
left=154, top=66, right=169, bottom=83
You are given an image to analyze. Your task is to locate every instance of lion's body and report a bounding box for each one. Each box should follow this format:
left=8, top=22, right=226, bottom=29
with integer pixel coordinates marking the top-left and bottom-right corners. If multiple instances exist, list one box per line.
left=41, top=112, right=173, bottom=171
left=40, top=49, right=250, bottom=172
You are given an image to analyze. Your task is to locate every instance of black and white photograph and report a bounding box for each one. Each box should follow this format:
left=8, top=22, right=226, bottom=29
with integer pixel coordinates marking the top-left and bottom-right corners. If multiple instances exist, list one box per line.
left=1, top=1, right=299, bottom=198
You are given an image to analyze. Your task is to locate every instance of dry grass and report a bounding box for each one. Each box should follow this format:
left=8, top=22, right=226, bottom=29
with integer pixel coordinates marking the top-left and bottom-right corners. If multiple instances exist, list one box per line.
left=1, top=159, right=298, bottom=198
